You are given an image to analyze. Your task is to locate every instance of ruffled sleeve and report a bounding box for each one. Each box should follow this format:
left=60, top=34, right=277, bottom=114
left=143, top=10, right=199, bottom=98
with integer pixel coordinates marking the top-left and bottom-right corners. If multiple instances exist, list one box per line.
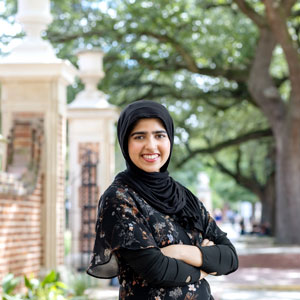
left=199, top=201, right=226, bottom=241
left=199, top=205, right=239, bottom=275
left=87, top=183, right=157, bottom=279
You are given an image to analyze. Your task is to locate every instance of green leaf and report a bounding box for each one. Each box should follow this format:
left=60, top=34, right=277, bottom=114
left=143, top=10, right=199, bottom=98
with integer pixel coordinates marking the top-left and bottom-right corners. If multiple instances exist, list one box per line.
left=24, top=276, right=34, bottom=290
left=41, top=271, right=57, bottom=287
left=1, top=274, right=21, bottom=295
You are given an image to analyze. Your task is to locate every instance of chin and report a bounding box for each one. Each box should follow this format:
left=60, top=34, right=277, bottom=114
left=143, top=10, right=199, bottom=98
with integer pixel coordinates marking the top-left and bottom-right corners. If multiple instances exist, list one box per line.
left=141, top=166, right=160, bottom=173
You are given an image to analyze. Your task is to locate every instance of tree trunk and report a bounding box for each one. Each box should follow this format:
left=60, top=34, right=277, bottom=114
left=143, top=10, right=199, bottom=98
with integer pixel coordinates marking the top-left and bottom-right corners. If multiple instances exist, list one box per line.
left=246, top=23, right=300, bottom=244
left=260, top=173, right=276, bottom=236
left=275, top=124, right=300, bottom=244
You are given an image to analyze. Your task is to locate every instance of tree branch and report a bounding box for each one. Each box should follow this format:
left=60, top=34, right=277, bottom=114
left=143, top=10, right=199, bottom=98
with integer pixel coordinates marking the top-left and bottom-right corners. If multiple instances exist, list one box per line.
left=176, top=128, right=273, bottom=167
left=47, top=30, right=108, bottom=44
left=132, top=52, right=249, bottom=82
left=264, top=0, right=300, bottom=111
left=247, top=27, right=286, bottom=135
left=283, top=0, right=298, bottom=13
left=113, top=77, right=252, bottom=111
left=213, top=156, right=263, bottom=197
left=140, top=30, right=199, bottom=73
left=48, top=27, right=249, bottom=82
left=233, top=0, right=266, bottom=28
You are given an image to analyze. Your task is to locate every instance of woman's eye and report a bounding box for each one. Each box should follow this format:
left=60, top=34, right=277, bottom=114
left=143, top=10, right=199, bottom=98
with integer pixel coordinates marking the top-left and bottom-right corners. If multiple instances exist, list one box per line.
left=156, top=134, right=166, bottom=139
left=134, top=135, right=144, bottom=140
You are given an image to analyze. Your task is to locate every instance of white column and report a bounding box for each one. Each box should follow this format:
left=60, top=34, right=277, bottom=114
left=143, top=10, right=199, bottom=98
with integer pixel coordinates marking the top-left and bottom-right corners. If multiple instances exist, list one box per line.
left=67, top=50, right=119, bottom=267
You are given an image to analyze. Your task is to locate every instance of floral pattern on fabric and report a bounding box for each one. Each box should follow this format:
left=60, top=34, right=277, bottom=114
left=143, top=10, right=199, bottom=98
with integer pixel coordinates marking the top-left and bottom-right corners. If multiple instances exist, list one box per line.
left=87, top=180, right=224, bottom=299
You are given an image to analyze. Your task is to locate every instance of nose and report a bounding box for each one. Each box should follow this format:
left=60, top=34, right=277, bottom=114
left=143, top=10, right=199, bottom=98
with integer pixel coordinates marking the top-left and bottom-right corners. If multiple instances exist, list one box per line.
left=145, top=136, right=157, bottom=151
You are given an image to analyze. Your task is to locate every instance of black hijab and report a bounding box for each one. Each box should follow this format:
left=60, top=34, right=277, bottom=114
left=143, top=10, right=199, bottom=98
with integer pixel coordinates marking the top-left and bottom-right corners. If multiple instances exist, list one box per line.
left=115, top=100, right=204, bottom=232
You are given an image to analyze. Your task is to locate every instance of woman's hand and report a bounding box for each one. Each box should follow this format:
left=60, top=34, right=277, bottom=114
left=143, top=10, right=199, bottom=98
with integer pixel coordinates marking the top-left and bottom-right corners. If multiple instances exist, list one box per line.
left=200, top=270, right=209, bottom=280
left=201, top=239, right=215, bottom=247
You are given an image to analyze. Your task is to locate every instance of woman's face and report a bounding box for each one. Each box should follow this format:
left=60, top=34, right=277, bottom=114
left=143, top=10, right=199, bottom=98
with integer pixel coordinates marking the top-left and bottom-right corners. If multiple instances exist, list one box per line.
left=128, top=118, right=171, bottom=172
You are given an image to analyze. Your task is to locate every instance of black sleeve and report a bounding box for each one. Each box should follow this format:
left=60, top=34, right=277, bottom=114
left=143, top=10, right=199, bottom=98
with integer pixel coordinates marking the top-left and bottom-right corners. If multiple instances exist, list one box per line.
left=118, top=247, right=201, bottom=287
left=198, top=234, right=239, bottom=275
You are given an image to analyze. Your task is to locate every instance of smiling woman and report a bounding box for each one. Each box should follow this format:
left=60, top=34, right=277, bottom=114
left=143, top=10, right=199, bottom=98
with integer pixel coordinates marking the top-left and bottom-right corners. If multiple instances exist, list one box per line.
left=128, top=118, right=171, bottom=173
left=87, top=100, right=238, bottom=300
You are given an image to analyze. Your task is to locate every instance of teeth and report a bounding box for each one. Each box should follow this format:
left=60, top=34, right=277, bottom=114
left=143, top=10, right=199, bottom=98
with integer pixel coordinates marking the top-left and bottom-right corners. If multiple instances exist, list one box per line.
left=143, top=154, right=158, bottom=159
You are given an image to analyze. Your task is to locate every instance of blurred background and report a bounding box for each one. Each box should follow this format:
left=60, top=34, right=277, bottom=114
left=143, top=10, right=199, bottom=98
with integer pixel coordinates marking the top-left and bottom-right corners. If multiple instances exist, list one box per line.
left=0, top=0, right=300, bottom=299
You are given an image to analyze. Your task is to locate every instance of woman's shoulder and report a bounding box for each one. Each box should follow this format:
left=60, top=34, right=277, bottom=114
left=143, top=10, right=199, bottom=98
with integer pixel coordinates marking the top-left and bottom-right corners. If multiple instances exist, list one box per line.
left=99, top=180, right=145, bottom=221
left=101, top=179, right=137, bottom=205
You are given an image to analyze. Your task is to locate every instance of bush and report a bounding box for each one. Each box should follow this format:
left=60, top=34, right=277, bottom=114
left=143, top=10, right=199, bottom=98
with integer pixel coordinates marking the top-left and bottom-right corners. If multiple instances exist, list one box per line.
left=1, top=271, right=73, bottom=300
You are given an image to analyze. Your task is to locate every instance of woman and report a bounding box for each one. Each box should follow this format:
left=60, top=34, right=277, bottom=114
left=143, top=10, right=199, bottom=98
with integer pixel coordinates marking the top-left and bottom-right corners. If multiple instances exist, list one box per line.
left=87, top=100, right=238, bottom=299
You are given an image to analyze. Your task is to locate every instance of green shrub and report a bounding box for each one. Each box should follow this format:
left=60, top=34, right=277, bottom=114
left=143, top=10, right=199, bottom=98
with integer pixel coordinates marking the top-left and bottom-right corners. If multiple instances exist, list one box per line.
left=1, top=274, right=22, bottom=300
left=1, top=270, right=98, bottom=300
left=1, top=271, right=71, bottom=300
left=24, top=270, right=68, bottom=300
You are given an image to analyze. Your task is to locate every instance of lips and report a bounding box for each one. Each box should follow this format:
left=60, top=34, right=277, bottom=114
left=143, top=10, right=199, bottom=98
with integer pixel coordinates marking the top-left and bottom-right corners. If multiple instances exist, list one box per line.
left=142, top=154, right=160, bottom=162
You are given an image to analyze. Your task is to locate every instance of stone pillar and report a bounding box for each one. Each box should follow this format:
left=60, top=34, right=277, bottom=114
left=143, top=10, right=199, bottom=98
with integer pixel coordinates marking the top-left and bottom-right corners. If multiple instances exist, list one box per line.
left=0, top=0, right=77, bottom=270
left=67, top=49, right=119, bottom=268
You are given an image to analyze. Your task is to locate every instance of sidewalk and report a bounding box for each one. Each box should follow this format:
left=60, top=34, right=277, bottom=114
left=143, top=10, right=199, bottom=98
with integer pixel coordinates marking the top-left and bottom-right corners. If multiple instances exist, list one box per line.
left=209, top=267, right=300, bottom=300
left=209, top=223, right=300, bottom=300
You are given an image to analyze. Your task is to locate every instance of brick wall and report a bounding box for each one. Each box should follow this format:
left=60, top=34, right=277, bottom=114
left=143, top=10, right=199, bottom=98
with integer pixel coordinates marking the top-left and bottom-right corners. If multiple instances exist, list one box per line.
left=0, top=117, right=44, bottom=282
left=0, top=174, right=43, bottom=281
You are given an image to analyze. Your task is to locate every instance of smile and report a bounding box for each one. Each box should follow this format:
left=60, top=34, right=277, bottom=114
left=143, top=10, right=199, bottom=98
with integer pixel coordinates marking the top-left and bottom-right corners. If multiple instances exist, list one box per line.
left=142, top=154, right=159, bottom=161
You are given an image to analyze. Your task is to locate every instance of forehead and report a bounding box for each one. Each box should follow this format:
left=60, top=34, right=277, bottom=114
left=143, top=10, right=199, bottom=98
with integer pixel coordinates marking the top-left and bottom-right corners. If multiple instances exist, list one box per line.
left=131, top=118, right=165, bottom=132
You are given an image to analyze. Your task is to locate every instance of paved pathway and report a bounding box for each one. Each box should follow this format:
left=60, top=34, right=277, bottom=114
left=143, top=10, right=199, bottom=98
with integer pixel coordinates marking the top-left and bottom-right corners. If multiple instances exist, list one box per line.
left=208, top=268, right=300, bottom=300
left=209, top=222, right=300, bottom=300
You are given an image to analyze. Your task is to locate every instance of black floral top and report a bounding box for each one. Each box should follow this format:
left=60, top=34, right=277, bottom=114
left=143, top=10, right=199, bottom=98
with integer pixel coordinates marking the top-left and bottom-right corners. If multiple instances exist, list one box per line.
left=87, top=180, right=237, bottom=300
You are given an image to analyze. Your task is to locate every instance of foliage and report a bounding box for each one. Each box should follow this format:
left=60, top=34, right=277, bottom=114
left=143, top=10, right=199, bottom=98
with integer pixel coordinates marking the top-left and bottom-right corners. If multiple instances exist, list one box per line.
left=64, top=272, right=92, bottom=299
left=64, top=230, right=72, bottom=256
left=27, top=270, right=68, bottom=300
left=1, top=271, right=75, bottom=300
left=0, top=0, right=276, bottom=204
left=47, top=0, right=276, bottom=204
left=1, top=274, right=22, bottom=300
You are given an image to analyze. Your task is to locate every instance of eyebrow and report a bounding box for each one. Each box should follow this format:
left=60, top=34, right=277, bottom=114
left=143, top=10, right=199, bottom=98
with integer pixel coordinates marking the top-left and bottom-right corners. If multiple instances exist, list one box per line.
left=130, top=130, right=167, bottom=137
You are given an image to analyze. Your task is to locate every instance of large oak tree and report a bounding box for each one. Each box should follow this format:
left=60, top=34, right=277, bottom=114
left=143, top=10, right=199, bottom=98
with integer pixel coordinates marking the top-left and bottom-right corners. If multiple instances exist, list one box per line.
left=1, top=0, right=300, bottom=243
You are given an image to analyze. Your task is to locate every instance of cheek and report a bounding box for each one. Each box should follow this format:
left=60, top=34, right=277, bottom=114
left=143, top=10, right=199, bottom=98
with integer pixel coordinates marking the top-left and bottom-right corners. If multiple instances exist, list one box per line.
left=162, top=140, right=171, bottom=157
left=128, top=141, right=141, bottom=157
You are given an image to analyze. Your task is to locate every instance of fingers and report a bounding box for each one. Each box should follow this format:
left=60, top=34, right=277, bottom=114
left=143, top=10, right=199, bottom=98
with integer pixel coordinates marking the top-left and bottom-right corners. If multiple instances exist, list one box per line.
left=200, top=270, right=208, bottom=280
left=201, top=239, right=215, bottom=247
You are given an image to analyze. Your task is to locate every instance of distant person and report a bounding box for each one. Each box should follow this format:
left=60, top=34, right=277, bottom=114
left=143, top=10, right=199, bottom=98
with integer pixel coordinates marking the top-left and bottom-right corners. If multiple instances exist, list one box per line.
left=214, top=208, right=223, bottom=223
left=260, top=222, right=272, bottom=236
left=226, top=209, right=236, bottom=225
left=239, top=217, right=246, bottom=235
left=110, top=276, right=119, bottom=287
left=250, top=221, right=261, bottom=235
left=87, top=101, right=238, bottom=299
